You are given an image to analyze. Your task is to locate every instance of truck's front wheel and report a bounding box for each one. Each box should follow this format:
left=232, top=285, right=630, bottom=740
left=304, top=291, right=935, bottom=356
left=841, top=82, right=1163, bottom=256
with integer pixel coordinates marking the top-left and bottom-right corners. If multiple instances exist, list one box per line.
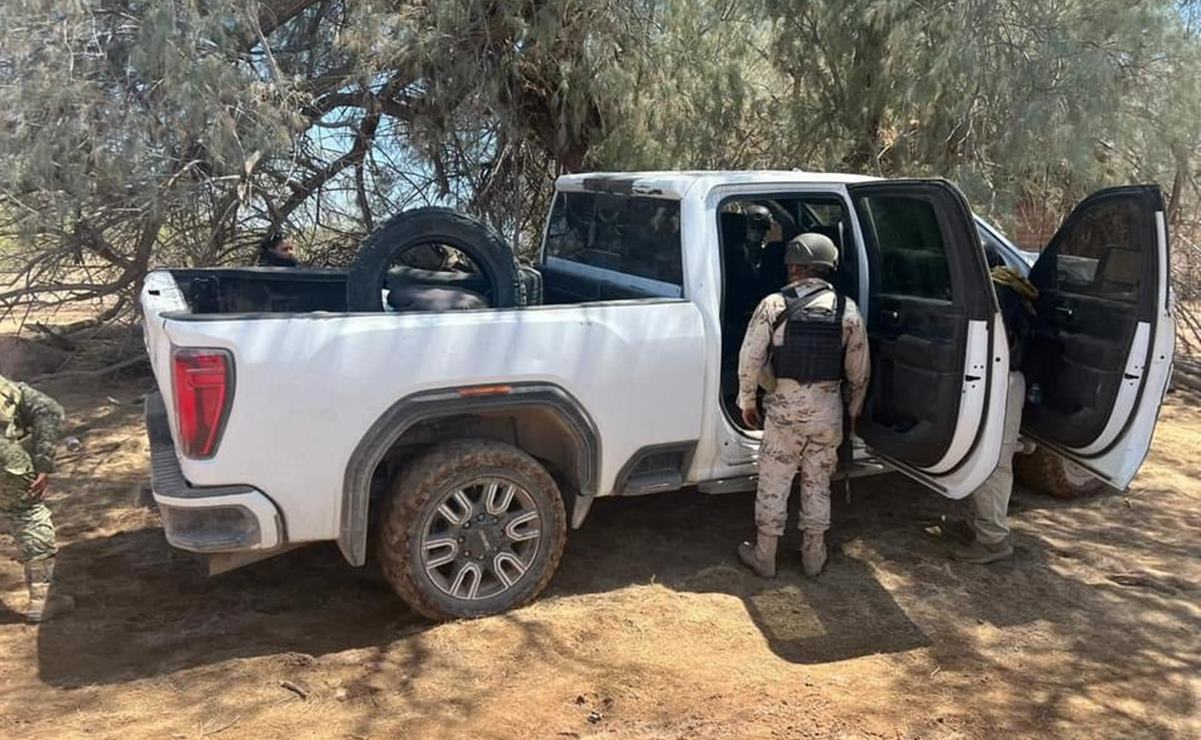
left=377, top=439, right=567, bottom=620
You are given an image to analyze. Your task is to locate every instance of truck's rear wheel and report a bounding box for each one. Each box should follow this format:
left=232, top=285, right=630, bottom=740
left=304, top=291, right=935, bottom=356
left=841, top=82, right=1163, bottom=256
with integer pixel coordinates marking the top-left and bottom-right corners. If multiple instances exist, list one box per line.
left=377, top=439, right=567, bottom=620
left=1014, top=447, right=1107, bottom=499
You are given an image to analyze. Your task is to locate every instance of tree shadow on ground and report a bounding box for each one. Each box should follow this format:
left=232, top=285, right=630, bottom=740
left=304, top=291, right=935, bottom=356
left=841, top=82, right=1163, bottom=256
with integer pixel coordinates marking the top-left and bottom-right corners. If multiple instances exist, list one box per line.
left=18, top=382, right=1197, bottom=737
left=38, top=464, right=1198, bottom=692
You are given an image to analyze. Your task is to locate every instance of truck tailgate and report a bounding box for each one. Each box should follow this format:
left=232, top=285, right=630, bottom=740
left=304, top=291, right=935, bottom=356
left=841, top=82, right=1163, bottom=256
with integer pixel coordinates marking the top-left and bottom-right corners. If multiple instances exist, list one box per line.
left=140, top=271, right=192, bottom=429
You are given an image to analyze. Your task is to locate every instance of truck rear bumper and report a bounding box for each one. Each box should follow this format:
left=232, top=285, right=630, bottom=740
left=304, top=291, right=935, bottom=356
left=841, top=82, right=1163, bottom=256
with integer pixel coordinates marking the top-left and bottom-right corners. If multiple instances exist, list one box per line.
left=145, top=393, right=283, bottom=552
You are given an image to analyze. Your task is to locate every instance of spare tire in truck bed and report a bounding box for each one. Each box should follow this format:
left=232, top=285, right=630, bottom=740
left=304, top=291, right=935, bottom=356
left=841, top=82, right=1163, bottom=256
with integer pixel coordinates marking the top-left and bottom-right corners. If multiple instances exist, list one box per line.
left=346, top=207, right=520, bottom=311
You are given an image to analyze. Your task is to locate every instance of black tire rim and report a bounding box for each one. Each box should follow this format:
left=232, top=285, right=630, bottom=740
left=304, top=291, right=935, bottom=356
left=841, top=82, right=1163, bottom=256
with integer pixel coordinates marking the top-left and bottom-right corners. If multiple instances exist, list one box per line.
left=418, top=477, right=542, bottom=601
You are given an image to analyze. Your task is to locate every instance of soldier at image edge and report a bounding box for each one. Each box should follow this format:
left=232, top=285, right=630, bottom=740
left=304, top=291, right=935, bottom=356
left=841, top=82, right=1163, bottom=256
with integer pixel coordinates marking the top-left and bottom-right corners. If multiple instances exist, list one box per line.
left=0, top=374, right=74, bottom=622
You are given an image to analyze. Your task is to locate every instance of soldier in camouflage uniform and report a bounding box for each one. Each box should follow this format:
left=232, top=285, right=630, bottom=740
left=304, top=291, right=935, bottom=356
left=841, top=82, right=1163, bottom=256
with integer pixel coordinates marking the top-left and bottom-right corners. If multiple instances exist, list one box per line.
left=736, top=233, right=870, bottom=578
left=0, top=374, right=73, bottom=621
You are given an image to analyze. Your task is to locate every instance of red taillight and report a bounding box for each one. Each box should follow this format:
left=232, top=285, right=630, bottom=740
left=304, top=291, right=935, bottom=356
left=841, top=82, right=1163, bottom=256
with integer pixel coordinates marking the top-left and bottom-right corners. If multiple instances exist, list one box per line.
left=172, top=348, right=233, bottom=459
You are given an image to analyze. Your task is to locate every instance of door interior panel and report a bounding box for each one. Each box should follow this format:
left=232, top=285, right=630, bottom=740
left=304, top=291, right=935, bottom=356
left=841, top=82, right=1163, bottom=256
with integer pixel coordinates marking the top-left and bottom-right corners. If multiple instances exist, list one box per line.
left=1022, top=187, right=1157, bottom=451
left=864, top=294, right=968, bottom=467
left=850, top=182, right=994, bottom=472
left=1025, top=293, right=1139, bottom=447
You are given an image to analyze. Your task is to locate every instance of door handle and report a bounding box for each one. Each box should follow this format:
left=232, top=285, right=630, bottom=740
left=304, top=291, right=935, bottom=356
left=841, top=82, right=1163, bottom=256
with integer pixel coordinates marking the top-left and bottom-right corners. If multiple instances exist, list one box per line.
left=1054, top=305, right=1074, bottom=321
left=882, top=309, right=900, bottom=323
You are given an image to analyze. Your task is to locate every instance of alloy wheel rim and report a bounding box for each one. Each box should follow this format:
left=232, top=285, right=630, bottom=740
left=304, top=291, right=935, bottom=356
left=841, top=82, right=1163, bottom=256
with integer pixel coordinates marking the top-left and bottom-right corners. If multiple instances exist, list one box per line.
left=419, top=478, right=542, bottom=601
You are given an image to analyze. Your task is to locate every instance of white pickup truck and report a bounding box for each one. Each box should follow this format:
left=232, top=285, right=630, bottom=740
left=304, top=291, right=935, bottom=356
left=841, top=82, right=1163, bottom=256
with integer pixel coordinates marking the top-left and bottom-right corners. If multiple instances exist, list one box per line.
left=140, top=171, right=1175, bottom=619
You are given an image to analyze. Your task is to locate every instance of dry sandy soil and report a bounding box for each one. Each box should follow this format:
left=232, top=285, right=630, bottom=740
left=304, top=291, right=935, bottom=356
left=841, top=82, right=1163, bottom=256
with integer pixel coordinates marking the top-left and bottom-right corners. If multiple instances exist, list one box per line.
left=0, top=368, right=1197, bottom=738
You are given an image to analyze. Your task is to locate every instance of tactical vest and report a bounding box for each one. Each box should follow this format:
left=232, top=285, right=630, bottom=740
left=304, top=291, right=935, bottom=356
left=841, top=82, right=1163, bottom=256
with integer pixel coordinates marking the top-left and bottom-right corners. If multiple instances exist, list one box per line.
left=0, top=377, right=21, bottom=440
left=771, top=283, right=846, bottom=383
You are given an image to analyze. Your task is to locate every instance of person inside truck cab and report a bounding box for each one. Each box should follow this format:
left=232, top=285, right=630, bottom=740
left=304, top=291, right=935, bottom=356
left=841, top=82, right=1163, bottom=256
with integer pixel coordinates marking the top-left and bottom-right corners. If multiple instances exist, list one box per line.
left=721, top=205, right=775, bottom=343
left=735, top=233, right=870, bottom=579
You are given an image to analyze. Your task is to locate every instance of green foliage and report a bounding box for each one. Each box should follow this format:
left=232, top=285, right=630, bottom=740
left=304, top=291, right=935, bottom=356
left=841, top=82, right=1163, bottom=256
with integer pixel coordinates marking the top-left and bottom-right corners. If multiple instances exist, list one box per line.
left=0, top=0, right=1199, bottom=316
left=751, top=0, right=1201, bottom=231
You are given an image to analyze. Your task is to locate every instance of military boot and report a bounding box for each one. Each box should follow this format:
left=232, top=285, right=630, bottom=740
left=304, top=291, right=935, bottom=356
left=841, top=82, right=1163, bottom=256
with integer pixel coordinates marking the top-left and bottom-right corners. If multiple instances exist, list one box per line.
left=801, top=531, right=827, bottom=578
left=952, top=537, right=1013, bottom=564
left=24, top=557, right=74, bottom=623
left=737, top=532, right=779, bottom=578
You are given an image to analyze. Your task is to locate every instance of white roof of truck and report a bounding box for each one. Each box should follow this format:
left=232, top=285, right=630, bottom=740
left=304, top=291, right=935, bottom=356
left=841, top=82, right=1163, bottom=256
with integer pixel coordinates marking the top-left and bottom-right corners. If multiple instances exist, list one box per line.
left=555, top=170, right=880, bottom=199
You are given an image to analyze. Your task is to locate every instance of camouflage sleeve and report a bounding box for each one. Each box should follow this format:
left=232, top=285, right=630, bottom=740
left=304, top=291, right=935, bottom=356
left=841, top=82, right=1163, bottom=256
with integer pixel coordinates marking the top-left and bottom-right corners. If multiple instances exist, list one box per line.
left=16, top=383, right=64, bottom=474
left=0, top=435, right=35, bottom=479
left=737, top=294, right=784, bottom=410
left=842, top=300, right=871, bottom=417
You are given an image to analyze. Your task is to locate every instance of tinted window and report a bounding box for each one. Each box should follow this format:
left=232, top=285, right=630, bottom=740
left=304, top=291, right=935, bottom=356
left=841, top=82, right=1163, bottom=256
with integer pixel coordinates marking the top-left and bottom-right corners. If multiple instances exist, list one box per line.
left=544, top=192, right=683, bottom=286
left=855, top=195, right=953, bottom=301
left=801, top=203, right=844, bottom=229
left=1054, top=200, right=1142, bottom=302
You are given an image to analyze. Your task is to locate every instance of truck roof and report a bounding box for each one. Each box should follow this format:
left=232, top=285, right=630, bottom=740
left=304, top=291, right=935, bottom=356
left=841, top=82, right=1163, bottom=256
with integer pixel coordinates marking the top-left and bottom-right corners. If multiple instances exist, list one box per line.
left=555, top=170, right=880, bottom=199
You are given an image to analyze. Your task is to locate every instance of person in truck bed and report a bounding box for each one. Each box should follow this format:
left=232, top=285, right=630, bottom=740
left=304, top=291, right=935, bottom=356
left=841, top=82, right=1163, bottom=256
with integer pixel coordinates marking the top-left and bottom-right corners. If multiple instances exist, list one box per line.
left=0, top=374, right=73, bottom=622
left=735, top=233, right=870, bottom=579
left=257, top=228, right=301, bottom=267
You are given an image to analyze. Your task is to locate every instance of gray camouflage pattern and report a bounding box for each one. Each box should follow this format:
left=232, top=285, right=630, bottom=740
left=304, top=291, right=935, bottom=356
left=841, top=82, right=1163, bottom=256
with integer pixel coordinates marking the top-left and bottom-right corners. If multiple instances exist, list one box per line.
left=737, top=278, right=870, bottom=536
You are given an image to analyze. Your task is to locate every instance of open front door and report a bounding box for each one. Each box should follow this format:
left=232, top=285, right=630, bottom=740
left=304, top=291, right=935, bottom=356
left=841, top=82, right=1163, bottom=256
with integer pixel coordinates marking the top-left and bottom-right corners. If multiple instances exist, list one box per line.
left=1022, top=185, right=1175, bottom=489
left=848, top=180, right=1009, bottom=498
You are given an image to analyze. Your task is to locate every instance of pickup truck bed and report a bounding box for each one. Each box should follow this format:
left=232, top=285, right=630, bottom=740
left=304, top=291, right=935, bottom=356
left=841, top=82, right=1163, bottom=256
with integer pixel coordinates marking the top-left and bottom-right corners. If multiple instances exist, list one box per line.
left=166, top=267, right=349, bottom=314
left=141, top=268, right=711, bottom=568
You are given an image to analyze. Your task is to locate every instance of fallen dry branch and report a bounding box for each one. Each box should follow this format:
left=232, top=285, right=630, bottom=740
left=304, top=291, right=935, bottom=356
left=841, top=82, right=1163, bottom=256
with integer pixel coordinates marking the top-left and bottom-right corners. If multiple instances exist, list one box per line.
left=278, top=680, right=309, bottom=700
left=1176, top=302, right=1201, bottom=349
left=1177, top=357, right=1201, bottom=375
left=1171, top=366, right=1201, bottom=394
left=29, top=355, right=148, bottom=383
left=50, top=299, right=130, bottom=336
left=199, top=714, right=242, bottom=737
left=28, top=322, right=78, bottom=352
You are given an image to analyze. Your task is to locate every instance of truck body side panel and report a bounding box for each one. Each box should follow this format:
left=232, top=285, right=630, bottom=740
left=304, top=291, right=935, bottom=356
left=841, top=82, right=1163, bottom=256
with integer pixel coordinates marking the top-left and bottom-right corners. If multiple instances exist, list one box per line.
left=157, top=299, right=707, bottom=543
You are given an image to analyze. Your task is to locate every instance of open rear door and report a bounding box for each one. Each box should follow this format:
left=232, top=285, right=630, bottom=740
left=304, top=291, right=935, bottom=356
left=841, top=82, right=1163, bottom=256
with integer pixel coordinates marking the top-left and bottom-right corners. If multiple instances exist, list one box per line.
left=1022, top=185, right=1175, bottom=489
left=848, top=180, right=1009, bottom=498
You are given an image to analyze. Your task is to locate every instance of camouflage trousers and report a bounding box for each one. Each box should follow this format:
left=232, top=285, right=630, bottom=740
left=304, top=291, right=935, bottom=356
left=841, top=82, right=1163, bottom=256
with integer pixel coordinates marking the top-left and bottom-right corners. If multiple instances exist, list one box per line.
left=0, top=472, right=56, bottom=563
left=754, top=383, right=843, bottom=537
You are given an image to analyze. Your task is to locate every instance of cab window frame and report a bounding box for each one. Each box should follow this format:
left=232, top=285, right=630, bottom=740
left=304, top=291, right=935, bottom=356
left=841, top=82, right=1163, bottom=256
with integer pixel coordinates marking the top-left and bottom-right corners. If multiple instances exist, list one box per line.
left=541, top=189, right=685, bottom=297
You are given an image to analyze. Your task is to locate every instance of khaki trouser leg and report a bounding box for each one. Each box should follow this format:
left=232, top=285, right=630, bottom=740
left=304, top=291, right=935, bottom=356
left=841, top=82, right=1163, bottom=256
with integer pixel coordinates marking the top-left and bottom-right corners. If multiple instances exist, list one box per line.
left=755, top=414, right=803, bottom=538
left=970, top=371, right=1026, bottom=545
left=798, top=424, right=841, bottom=534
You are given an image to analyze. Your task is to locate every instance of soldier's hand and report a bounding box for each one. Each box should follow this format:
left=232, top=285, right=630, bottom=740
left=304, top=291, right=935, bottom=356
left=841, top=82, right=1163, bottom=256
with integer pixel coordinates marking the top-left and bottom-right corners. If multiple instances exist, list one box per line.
left=29, top=473, right=48, bottom=499
left=742, top=407, right=763, bottom=430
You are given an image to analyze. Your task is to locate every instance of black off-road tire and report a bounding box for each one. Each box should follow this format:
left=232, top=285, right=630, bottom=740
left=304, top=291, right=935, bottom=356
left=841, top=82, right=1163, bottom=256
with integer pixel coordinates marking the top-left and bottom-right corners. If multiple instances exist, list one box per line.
left=377, top=439, right=567, bottom=621
left=1014, top=446, right=1107, bottom=499
left=346, top=207, right=519, bottom=311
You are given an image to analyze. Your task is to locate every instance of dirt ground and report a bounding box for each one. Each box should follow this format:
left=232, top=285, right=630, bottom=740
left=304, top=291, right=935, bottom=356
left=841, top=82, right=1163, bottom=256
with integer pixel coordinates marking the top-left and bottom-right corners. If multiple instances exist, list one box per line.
left=0, top=371, right=1197, bottom=739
